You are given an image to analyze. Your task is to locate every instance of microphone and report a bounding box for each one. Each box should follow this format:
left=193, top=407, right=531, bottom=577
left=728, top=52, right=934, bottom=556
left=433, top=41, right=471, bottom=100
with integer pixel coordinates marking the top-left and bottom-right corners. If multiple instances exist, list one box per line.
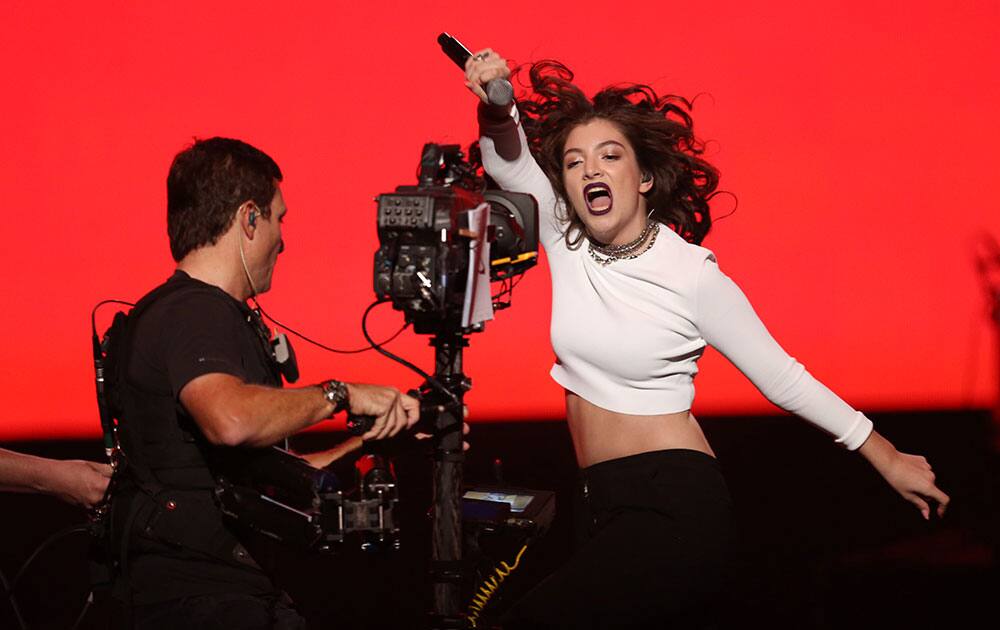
left=438, top=32, right=513, bottom=106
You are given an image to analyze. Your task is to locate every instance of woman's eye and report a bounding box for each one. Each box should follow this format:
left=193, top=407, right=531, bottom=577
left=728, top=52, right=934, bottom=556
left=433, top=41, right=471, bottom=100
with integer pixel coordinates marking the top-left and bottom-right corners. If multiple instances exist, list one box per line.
left=602, top=154, right=620, bottom=161
left=565, top=160, right=581, bottom=169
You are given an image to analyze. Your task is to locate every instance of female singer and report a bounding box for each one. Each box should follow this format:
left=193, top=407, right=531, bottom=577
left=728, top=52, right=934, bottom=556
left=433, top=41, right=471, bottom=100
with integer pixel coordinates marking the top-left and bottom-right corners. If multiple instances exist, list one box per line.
left=461, top=50, right=950, bottom=629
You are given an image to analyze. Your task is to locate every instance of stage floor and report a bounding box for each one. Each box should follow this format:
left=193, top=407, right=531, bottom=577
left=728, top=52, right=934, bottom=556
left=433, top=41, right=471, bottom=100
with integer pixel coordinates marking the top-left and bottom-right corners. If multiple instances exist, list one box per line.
left=2, top=410, right=995, bottom=629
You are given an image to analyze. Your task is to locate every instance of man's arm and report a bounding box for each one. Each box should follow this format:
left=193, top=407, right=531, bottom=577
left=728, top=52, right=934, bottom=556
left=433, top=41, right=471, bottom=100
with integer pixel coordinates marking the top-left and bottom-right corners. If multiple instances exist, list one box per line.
left=179, top=374, right=420, bottom=448
left=0, top=448, right=112, bottom=509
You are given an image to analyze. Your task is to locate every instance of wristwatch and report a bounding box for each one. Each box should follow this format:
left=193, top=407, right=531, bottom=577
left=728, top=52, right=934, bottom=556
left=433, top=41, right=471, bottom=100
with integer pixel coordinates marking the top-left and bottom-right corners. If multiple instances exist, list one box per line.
left=320, top=379, right=350, bottom=414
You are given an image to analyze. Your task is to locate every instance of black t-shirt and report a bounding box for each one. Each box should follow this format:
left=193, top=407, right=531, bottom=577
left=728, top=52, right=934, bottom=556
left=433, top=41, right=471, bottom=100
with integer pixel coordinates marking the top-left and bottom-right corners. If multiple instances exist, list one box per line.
left=122, top=271, right=281, bottom=604
left=129, top=272, right=280, bottom=399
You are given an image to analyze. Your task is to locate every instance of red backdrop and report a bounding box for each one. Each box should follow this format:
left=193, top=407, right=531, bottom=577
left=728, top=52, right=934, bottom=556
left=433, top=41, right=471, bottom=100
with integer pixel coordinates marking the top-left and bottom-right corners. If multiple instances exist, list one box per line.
left=2, top=1, right=998, bottom=440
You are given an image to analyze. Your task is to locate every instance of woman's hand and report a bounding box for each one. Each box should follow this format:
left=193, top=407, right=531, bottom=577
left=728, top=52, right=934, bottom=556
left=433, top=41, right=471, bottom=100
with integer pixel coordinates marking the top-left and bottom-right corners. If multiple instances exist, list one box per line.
left=859, top=430, right=950, bottom=520
left=464, top=48, right=511, bottom=104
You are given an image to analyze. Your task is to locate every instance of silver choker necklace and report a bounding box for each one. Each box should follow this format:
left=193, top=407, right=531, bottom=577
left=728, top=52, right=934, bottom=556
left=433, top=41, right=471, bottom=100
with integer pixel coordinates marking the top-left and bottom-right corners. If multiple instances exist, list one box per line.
left=588, top=221, right=660, bottom=266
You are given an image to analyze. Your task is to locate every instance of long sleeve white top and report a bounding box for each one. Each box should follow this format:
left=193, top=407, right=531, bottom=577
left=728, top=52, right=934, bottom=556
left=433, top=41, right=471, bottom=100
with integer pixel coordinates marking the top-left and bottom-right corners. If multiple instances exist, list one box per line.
left=479, top=108, right=873, bottom=450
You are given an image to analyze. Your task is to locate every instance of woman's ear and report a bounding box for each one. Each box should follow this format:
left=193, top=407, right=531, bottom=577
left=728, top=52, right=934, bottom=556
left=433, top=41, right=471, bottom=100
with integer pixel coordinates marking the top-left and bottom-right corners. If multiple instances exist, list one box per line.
left=640, top=172, right=654, bottom=194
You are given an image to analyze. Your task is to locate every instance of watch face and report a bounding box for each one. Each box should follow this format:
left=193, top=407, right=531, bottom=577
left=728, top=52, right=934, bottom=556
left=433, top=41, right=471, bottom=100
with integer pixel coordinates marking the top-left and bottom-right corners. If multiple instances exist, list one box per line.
left=322, top=381, right=335, bottom=401
left=324, top=380, right=347, bottom=409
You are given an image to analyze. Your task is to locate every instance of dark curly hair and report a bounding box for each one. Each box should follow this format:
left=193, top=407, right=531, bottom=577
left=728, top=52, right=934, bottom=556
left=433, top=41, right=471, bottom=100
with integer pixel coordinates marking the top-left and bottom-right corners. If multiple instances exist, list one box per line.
left=514, top=61, right=719, bottom=247
left=166, top=137, right=282, bottom=262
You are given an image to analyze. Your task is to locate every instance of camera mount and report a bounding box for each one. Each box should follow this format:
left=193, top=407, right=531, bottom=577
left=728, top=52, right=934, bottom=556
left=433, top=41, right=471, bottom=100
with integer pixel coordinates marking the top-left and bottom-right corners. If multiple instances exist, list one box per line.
left=371, top=143, right=538, bottom=628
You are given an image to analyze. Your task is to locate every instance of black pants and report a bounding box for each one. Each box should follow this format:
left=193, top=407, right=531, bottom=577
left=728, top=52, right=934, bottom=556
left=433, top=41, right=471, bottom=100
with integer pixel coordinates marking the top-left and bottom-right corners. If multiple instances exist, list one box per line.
left=503, top=449, right=733, bottom=630
left=130, top=592, right=306, bottom=630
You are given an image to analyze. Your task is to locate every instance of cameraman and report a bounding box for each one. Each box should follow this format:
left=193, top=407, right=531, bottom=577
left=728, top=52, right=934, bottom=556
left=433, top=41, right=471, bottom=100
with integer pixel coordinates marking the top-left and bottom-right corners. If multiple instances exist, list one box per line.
left=110, top=137, right=419, bottom=630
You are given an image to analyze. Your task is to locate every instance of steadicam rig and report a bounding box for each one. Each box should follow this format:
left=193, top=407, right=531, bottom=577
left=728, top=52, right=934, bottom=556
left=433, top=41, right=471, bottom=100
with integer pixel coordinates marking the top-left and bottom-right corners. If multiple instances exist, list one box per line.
left=369, top=142, right=541, bottom=628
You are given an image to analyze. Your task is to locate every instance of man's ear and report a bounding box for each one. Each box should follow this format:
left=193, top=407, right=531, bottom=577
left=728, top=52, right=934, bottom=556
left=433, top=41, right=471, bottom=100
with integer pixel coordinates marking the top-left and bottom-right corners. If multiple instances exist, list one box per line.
left=639, top=172, right=654, bottom=194
left=237, top=201, right=256, bottom=239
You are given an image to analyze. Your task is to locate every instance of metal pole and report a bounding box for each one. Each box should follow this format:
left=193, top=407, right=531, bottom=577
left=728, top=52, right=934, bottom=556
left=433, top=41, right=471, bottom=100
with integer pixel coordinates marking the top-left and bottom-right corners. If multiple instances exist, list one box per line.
left=429, top=331, right=468, bottom=628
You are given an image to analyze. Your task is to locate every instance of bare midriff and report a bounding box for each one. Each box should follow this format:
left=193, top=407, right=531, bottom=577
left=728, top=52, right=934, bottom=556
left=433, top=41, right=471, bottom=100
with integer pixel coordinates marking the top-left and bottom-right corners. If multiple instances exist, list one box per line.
left=565, top=391, right=715, bottom=468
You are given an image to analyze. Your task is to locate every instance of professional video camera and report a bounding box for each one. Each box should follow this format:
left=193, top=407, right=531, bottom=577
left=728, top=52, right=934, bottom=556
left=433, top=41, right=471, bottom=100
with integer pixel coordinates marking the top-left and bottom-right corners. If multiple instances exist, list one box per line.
left=373, top=142, right=538, bottom=334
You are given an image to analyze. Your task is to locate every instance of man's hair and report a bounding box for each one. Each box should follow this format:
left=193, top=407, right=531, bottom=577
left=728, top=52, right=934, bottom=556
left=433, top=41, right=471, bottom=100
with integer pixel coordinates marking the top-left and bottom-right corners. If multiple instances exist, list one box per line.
left=166, top=137, right=283, bottom=262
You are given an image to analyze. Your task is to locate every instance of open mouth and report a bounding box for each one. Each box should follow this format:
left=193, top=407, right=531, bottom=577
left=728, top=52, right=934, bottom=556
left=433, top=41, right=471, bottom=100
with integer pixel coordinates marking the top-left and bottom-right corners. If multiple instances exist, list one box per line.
left=583, top=182, right=613, bottom=216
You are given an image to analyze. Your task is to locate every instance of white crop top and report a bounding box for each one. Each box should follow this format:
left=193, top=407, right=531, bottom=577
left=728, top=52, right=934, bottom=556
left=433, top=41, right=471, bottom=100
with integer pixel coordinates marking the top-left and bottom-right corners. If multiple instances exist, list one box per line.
left=479, top=109, right=873, bottom=450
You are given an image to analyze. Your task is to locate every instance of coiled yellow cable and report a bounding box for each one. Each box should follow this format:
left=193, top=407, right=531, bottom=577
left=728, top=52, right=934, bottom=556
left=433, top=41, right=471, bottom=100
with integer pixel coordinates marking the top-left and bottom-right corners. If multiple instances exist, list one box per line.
left=466, top=544, right=529, bottom=628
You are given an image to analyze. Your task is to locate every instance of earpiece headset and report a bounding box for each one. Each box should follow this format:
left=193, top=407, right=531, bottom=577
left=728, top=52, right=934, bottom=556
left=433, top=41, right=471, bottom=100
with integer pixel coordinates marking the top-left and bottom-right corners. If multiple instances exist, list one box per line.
left=248, top=209, right=257, bottom=227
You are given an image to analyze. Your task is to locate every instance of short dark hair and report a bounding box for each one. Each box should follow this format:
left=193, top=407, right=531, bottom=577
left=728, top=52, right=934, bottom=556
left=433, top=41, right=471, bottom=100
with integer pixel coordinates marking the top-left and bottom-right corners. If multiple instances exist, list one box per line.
left=166, top=137, right=283, bottom=261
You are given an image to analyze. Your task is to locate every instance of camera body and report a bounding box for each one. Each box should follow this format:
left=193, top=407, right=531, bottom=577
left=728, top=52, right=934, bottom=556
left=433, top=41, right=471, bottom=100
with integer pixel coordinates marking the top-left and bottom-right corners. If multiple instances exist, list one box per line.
left=215, top=447, right=399, bottom=553
left=373, top=144, right=538, bottom=334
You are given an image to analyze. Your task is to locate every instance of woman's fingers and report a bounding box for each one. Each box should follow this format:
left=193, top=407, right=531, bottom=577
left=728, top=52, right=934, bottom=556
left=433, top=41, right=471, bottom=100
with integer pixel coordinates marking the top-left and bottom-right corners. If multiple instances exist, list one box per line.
left=901, top=455, right=950, bottom=519
left=463, top=48, right=509, bottom=104
left=464, top=48, right=495, bottom=71
left=465, top=80, right=489, bottom=104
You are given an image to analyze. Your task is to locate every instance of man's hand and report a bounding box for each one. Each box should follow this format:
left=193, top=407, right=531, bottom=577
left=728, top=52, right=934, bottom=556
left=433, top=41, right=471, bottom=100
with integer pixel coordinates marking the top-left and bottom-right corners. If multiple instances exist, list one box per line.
left=415, top=405, right=472, bottom=451
left=345, top=383, right=421, bottom=441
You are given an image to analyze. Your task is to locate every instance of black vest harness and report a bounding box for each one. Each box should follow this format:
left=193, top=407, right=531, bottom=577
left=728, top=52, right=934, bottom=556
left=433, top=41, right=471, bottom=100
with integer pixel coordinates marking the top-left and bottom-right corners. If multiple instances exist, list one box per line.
left=105, top=279, right=280, bottom=596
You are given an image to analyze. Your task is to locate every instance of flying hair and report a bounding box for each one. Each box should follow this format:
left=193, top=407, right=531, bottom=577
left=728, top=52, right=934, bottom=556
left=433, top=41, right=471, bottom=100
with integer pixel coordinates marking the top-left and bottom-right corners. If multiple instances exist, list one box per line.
left=513, top=60, right=721, bottom=247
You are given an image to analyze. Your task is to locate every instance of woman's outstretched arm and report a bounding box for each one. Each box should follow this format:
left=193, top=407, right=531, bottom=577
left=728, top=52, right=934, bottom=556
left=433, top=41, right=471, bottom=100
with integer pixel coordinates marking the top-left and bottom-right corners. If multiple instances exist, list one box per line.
left=695, top=257, right=949, bottom=519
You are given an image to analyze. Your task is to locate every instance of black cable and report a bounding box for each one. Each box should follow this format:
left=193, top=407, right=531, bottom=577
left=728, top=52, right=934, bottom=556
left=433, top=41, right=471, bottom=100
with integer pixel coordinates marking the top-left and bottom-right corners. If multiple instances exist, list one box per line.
left=491, top=276, right=511, bottom=304
left=360, top=300, right=460, bottom=405
left=253, top=299, right=409, bottom=355
left=68, top=591, right=93, bottom=630
left=93, top=296, right=409, bottom=356
left=0, top=565, right=28, bottom=630
left=91, top=299, right=135, bottom=339
left=4, top=525, right=90, bottom=597
left=492, top=267, right=528, bottom=308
